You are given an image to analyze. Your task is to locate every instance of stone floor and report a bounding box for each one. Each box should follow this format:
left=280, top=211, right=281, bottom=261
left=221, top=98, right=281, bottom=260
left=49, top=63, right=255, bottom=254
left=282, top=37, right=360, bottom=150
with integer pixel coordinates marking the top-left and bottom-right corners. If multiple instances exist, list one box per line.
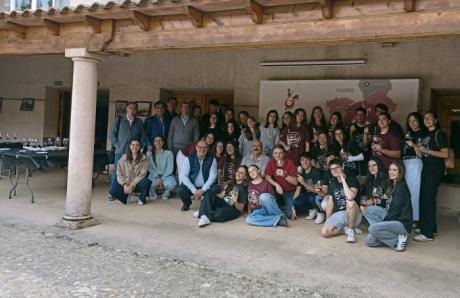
left=1, top=168, right=460, bottom=297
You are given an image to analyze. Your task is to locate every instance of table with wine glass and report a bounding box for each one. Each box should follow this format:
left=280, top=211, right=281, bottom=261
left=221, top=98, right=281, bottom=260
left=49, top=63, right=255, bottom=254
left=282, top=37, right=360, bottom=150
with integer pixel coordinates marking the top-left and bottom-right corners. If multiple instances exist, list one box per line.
left=0, top=148, right=108, bottom=203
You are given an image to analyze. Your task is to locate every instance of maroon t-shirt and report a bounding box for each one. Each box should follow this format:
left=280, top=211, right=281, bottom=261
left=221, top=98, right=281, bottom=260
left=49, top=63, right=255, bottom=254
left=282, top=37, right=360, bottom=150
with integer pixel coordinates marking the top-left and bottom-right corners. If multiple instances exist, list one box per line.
left=264, top=158, right=297, bottom=192
left=248, top=179, right=274, bottom=211
left=280, top=126, right=309, bottom=166
left=372, top=131, right=401, bottom=169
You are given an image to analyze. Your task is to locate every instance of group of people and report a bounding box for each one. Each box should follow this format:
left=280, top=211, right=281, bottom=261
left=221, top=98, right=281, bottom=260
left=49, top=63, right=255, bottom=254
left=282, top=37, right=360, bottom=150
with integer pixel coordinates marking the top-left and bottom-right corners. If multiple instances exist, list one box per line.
left=107, top=97, right=451, bottom=252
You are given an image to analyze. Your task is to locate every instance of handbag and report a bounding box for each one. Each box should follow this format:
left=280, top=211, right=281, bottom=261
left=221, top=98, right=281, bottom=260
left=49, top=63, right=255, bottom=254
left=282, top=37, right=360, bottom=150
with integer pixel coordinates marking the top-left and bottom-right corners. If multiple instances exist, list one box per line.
left=107, top=116, right=122, bottom=164
left=435, top=130, right=455, bottom=169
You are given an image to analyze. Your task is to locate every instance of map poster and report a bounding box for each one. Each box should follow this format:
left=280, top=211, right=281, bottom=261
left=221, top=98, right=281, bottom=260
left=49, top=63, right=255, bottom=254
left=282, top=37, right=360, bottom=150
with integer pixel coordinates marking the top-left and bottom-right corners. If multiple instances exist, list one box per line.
left=259, top=79, right=420, bottom=126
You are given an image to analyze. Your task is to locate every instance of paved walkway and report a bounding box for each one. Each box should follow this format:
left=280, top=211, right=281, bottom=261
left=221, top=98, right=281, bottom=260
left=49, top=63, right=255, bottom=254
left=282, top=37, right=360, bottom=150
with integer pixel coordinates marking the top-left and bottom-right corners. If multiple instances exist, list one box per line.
left=1, top=168, right=460, bottom=297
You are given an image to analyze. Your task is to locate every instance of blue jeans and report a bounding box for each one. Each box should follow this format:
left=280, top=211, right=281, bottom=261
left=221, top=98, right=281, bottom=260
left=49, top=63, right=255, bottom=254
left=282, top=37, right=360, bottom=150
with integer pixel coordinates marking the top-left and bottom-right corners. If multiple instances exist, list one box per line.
left=404, top=158, right=422, bottom=221
left=282, top=191, right=295, bottom=219
left=149, top=175, right=177, bottom=198
left=110, top=153, right=123, bottom=185
left=246, top=193, right=284, bottom=227
left=292, top=192, right=322, bottom=214
left=109, top=176, right=152, bottom=204
left=365, top=221, right=407, bottom=248
left=363, top=205, right=385, bottom=225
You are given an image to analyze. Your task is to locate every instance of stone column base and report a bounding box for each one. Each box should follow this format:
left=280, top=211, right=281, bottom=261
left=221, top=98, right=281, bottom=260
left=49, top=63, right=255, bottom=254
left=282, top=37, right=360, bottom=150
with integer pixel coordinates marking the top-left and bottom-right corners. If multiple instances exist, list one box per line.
left=57, top=216, right=98, bottom=230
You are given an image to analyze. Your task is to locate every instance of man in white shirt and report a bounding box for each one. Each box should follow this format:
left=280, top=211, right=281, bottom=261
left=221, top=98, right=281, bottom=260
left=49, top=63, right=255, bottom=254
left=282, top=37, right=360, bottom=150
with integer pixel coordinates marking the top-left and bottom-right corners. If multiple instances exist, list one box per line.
left=177, top=140, right=218, bottom=211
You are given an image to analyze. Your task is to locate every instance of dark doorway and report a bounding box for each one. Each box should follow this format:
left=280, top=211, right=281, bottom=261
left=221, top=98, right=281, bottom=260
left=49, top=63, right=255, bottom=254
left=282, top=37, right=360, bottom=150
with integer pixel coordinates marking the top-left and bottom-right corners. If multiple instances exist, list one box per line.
left=58, top=90, right=109, bottom=150
left=431, top=89, right=460, bottom=184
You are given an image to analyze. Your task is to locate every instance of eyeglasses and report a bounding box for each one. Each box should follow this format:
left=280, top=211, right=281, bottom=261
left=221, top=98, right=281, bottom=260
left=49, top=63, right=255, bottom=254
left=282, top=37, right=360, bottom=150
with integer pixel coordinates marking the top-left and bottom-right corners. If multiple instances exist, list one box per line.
left=330, top=166, right=340, bottom=171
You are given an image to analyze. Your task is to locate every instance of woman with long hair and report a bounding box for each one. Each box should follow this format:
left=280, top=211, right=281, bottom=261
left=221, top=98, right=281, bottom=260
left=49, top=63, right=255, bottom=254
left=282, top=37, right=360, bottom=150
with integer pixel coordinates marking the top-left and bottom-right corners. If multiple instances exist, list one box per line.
left=281, top=111, right=293, bottom=130
left=260, top=109, right=280, bottom=157
left=238, top=116, right=260, bottom=157
left=401, top=112, right=426, bottom=225
left=333, top=127, right=364, bottom=176
left=219, top=142, right=242, bottom=187
left=202, top=112, right=223, bottom=141
left=147, top=135, right=177, bottom=200
left=359, top=157, right=389, bottom=225
left=328, top=112, right=347, bottom=142
left=196, top=165, right=249, bottom=227
left=365, top=160, right=413, bottom=251
left=279, top=108, right=310, bottom=166
left=222, top=120, right=239, bottom=145
left=311, top=131, right=335, bottom=172
left=109, top=138, right=152, bottom=205
left=414, top=111, right=449, bottom=242
left=309, top=106, right=328, bottom=143
left=213, top=140, right=225, bottom=166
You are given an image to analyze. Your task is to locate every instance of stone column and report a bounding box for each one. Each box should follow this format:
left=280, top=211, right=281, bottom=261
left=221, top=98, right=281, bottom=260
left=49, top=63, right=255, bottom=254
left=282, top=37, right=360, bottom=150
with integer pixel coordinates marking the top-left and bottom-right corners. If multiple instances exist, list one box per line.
left=59, top=48, right=105, bottom=229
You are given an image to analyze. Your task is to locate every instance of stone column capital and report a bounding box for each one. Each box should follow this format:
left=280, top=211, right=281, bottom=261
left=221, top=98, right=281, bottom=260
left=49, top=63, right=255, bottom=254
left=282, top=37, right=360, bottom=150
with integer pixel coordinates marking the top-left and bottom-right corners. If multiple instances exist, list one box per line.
left=65, top=48, right=106, bottom=63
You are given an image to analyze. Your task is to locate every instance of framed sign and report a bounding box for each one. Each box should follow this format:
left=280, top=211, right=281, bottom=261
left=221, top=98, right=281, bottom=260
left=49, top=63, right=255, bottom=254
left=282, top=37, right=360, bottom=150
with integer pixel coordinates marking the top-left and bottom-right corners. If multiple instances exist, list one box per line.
left=115, top=101, right=128, bottom=116
left=20, top=98, right=35, bottom=111
left=136, top=101, right=152, bottom=117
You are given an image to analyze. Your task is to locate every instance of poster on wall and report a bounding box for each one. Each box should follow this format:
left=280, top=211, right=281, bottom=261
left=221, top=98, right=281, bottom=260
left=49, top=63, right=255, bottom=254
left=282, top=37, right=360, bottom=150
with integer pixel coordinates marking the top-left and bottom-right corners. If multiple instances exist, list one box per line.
left=20, top=98, right=35, bottom=111
left=259, top=79, right=420, bottom=126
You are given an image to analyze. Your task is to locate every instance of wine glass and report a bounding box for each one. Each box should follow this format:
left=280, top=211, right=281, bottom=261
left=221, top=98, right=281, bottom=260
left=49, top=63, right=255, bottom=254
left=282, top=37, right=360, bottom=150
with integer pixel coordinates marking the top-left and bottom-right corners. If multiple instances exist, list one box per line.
left=13, top=132, right=17, bottom=140
left=5, top=132, right=10, bottom=140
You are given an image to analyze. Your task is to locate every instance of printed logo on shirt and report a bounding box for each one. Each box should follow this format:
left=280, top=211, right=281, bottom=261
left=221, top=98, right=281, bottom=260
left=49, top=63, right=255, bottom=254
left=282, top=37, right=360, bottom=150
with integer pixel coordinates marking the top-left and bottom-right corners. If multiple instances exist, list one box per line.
left=333, top=187, right=347, bottom=211
left=248, top=189, right=260, bottom=206
left=287, top=131, right=301, bottom=148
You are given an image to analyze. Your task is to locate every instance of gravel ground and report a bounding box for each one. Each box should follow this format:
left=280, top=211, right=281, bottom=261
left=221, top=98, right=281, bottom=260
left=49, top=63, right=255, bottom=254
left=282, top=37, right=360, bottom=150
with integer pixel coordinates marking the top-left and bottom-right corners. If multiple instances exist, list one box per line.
left=0, top=224, right=330, bottom=298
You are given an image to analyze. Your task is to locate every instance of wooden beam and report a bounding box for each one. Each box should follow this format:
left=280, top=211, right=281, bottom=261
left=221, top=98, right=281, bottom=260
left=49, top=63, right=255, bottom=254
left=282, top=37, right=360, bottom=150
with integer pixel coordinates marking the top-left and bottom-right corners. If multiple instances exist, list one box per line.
left=245, top=0, right=264, bottom=24
left=43, top=18, right=60, bottom=36
left=319, top=0, right=333, bottom=19
left=5, top=21, right=26, bottom=39
left=132, top=10, right=151, bottom=31
left=185, top=4, right=204, bottom=28
left=85, top=15, right=102, bottom=33
left=404, top=0, right=415, bottom=12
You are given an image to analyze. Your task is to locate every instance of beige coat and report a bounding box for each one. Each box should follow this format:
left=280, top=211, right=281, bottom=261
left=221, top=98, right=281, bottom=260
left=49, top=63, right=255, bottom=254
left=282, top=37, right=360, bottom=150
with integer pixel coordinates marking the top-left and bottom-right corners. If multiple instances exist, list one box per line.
left=117, top=154, right=148, bottom=188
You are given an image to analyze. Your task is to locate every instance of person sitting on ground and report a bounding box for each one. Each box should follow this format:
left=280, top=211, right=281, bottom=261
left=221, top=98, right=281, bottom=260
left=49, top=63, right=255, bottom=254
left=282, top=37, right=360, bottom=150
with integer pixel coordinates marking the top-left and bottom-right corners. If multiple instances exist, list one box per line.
left=365, top=160, right=413, bottom=252
left=293, top=152, right=327, bottom=224
left=321, top=158, right=361, bottom=243
left=359, top=157, right=388, bottom=225
left=240, top=140, right=270, bottom=175
left=218, top=142, right=242, bottom=187
left=264, top=145, right=298, bottom=220
left=109, top=138, right=152, bottom=206
left=196, top=166, right=249, bottom=227
left=246, top=165, right=288, bottom=227
left=176, top=140, right=218, bottom=211
left=147, top=135, right=177, bottom=200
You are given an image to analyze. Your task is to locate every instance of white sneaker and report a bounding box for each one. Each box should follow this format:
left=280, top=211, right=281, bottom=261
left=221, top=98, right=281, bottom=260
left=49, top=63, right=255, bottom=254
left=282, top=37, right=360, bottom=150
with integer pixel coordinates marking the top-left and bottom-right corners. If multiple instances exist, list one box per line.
left=193, top=211, right=199, bottom=218
left=137, top=200, right=144, bottom=206
left=314, top=213, right=325, bottom=224
left=305, top=209, right=317, bottom=220
left=197, top=215, right=210, bottom=227
left=395, top=234, right=408, bottom=251
left=161, top=196, right=169, bottom=200
left=346, top=228, right=356, bottom=243
left=413, top=234, right=434, bottom=242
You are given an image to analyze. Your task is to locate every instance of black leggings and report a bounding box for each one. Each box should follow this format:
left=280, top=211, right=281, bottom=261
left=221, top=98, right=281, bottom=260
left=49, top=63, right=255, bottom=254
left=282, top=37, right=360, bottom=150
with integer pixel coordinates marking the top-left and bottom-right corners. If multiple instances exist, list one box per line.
left=419, top=165, right=444, bottom=238
left=199, top=188, right=240, bottom=222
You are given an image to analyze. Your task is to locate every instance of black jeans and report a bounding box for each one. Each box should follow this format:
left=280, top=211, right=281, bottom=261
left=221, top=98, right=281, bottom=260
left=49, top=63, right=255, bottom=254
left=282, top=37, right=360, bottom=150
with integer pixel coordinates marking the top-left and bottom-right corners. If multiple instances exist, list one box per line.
left=419, top=164, right=443, bottom=238
left=198, top=187, right=240, bottom=222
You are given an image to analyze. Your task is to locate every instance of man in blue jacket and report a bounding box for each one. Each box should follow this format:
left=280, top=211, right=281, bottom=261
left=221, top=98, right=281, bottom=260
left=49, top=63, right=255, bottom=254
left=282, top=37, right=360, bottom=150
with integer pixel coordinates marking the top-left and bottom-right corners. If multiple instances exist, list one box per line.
left=144, top=101, right=171, bottom=150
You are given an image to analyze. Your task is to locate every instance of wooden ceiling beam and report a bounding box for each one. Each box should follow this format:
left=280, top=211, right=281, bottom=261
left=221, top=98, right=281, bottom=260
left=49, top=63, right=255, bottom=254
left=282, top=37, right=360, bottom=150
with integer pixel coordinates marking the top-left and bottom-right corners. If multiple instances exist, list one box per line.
left=319, top=0, right=333, bottom=19
left=43, top=18, right=60, bottom=36
left=132, top=10, right=151, bottom=31
left=5, top=21, right=27, bottom=39
left=185, top=4, right=204, bottom=28
left=245, top=0, right=264, bottom=24
left=404, top=0, right=416, bottom=12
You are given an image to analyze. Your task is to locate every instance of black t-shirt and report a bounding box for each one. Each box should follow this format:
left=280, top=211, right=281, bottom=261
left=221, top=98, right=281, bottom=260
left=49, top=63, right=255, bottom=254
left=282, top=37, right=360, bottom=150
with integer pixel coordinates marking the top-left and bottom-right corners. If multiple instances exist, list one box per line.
left=333, top=140, right=362, bottom=173
left=420, top=129, right=448, bottom=170
left=359, top=176, right=387, bottom=208
left=299, top=166, right=323, bottom=194
left=311, top=144, right=335, bottom=171
left=401, top=130, right=425, bottom=158
left=223, top=183, right=248, bottom=211
left=327, top=175, right=360, bottom=212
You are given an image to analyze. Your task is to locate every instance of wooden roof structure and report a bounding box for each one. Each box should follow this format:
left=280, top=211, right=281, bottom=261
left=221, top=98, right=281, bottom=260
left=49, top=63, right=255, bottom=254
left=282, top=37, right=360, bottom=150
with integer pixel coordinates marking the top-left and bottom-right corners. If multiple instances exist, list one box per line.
left=0, top=0, right=460, bottom=55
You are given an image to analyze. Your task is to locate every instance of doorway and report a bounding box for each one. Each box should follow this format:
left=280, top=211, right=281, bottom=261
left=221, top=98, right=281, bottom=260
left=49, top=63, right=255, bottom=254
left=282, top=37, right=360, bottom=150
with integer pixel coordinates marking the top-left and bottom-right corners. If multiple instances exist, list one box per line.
left=431, top=89, right=460, bottom=184
left=58, top=90, right=110, bottom=150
